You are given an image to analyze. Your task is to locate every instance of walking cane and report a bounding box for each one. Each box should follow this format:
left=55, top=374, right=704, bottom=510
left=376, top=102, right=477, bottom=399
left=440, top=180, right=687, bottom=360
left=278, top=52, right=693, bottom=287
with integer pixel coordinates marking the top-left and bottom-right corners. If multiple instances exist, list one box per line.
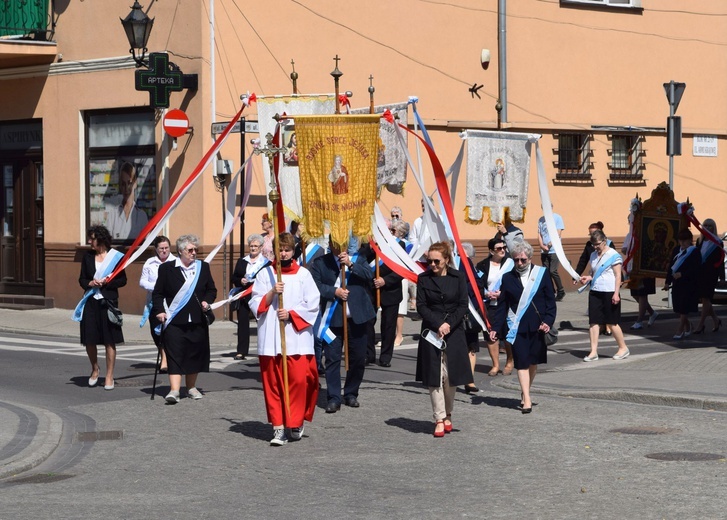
left=151, top=337, right=162, bottom=401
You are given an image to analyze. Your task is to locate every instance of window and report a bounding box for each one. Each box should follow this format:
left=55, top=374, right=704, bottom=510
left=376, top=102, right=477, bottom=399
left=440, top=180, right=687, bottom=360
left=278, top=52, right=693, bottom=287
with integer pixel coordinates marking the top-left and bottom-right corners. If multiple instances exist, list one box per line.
left=561, top=0, right=641, bottom=8
left=554, top=133, right=592, bottom=179
left=608, top=134, right=644, bottom=180
left=86, top=110, right=157, bottom=243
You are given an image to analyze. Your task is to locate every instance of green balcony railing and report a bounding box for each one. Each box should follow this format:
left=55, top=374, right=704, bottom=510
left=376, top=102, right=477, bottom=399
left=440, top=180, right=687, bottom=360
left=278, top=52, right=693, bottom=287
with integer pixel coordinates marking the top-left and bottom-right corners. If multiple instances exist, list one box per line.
left=0, top=0, right=49, bottom=40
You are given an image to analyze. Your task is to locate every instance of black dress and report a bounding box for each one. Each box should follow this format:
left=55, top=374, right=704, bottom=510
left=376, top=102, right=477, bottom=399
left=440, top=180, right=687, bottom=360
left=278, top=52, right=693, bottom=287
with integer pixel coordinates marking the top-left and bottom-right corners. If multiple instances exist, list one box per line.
left=415, top=269, right=473, bottom=388
left=78, top=251, right=126, bottom=346
left=696, top=239, right=725, bottom=300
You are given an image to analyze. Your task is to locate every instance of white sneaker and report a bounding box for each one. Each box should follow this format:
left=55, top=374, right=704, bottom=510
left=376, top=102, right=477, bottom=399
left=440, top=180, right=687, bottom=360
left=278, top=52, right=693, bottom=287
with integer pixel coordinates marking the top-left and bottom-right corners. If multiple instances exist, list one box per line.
left=270, top=428, right=288, bottom=446
left=630, top=322, right=643, bottom=330
left=648, top=311, right=659, bottom=327
left=165, top=390, right=180, bottom=404
left=289, top=425, right=305, bottom=441
left=187, top=387, right=203, bottom=400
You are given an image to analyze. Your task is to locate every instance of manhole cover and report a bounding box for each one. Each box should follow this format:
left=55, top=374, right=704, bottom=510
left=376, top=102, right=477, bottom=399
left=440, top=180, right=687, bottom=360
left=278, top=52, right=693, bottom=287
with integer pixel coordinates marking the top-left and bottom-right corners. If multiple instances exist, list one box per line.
left=646, top=452, right=725, bottom=462
left=5, top=473, right=74, bottom=485
left=114, top=378, right=155, bottom=387
left=76, top=430, right=124, bottom=442
left=611, top=426, right=680, bottom=435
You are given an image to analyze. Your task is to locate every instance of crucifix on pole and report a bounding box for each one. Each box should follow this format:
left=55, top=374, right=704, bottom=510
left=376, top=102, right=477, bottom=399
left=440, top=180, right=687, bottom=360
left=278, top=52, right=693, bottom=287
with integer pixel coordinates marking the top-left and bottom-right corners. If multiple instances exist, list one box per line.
left=252, top=132, right=291, bottom=415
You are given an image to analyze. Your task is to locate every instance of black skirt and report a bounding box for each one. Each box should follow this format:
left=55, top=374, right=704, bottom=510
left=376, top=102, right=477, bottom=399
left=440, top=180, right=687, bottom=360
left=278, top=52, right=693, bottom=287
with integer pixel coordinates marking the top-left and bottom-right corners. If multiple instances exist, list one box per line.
left=511, top=330, right=547, bottom=370
left=80, top=297, right=124, bottom=346
left=163, top=323, right=211, bottom=375
left=588, top=290, right=622, bottom=325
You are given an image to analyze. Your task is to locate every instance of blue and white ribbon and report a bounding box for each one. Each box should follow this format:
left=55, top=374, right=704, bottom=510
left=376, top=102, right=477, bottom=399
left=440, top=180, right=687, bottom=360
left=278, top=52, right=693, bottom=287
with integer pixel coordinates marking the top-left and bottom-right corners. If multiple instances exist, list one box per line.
left=671, top=246, right=696, bottom=274
left=316, top=253, right=359, bottom=344
left=154, top=260, right=202, bottom=336
left=506, top=266, right=545, bottom=344
left=490, top=258, right=514, bottom=292
left=72, top=249, right=124, bottom=322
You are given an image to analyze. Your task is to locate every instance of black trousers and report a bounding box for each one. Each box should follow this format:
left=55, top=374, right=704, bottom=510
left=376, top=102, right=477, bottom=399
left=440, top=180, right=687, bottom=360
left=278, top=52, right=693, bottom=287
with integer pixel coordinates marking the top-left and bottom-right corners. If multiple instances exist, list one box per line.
left=236, top=307, right=250, bottom=357
left=379, top=304, right=398, bottom=364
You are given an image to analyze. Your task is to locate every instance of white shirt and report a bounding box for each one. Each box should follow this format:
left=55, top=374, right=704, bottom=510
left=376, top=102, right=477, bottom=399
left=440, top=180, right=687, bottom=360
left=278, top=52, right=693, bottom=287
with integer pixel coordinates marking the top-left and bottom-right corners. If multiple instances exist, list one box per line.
left=139, top=254, right=177, bottom=303
left=589, top=248, right=622, bottom=292
left=106, top=201, right=148, bottom=241
left=249, top=266, right=320, bottom=357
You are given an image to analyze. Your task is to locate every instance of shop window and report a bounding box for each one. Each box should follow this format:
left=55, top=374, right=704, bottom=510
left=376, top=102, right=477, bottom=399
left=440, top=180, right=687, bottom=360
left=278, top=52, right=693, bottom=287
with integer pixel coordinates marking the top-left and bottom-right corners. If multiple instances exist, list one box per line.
left=86, top=110, right=156, bottom=243
left=553, top=133, right=592, bottom=180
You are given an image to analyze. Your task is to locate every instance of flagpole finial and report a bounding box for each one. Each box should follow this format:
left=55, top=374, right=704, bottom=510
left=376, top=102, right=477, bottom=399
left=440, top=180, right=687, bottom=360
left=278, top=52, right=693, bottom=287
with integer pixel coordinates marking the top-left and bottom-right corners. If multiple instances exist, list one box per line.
left=290, top=59, right=298, bottom=95
left=331, top=55, right=343, bottom=114
left=368, top=74, right=375, bottom=114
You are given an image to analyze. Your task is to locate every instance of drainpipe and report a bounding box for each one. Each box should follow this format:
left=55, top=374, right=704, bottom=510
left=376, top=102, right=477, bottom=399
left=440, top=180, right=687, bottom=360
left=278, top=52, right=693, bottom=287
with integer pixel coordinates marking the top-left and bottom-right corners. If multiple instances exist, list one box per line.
left=498, top=0, right=507, bottom=126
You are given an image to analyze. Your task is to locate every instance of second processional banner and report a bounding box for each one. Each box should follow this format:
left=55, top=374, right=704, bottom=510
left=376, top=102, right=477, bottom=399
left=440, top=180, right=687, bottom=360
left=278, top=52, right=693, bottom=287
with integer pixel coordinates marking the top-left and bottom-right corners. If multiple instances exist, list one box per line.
left=464, top=130, right=532, bottom=224
left=295, top=114, right=381, bottom=247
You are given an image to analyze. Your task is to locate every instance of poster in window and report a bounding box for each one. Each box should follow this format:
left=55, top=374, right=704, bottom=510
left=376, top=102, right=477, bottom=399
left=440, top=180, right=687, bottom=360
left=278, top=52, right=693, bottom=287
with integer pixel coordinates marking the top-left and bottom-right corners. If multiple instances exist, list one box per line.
left=89, top=156, right=156, bottom=242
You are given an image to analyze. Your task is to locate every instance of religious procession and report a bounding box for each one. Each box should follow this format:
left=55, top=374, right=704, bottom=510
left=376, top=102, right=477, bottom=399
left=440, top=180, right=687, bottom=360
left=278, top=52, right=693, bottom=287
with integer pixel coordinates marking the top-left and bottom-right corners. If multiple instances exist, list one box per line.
left=72, top=76, right=726, bottom=448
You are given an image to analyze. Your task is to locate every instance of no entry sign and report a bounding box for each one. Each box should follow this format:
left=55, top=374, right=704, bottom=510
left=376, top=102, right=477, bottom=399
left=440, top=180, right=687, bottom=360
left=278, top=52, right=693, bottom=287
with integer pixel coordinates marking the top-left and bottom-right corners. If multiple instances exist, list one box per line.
left=163, top=109, right=190, bottom=138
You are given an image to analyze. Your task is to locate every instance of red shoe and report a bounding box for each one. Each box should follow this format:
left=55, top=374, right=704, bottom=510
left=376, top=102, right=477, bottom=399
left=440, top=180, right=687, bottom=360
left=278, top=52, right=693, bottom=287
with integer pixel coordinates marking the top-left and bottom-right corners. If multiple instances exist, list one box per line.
left=443, top=417, right=453, bottom=433
left=433, top=421, right=445, bottom=438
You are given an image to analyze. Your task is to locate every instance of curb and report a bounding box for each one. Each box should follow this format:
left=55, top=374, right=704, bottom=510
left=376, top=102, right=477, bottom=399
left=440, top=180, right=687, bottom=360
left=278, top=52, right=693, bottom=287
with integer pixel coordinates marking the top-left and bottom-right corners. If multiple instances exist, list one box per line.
left=0, top=402, right=64, bottom=481
left=493, top=380, right=727, bottom=412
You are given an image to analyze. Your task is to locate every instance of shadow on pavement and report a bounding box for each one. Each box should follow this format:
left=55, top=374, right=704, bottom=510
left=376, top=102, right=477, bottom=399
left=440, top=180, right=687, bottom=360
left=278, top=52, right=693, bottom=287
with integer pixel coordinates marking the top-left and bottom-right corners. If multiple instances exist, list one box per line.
left=385, top=417, right=432, bottom=435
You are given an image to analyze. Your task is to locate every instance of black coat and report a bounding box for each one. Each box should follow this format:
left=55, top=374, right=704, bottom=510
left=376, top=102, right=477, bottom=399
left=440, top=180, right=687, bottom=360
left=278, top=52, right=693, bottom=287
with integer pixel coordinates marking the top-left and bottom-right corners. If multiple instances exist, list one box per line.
left=152, top=261, right=217, bottom=326
left=501, top=265, right=556, bottom=333
left=377, top=261, right=404, bottom=308
left=78, top=250, right=127, bottom=300
left=415, top=268, right=472, bottom=387
left=666, top=246, right=700, bottom=315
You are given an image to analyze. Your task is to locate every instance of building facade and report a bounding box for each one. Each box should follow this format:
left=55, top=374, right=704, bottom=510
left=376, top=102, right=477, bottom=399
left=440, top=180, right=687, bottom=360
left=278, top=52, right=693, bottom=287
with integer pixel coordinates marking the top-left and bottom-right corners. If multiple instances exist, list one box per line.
left=0, top=0, right=725, bottom=310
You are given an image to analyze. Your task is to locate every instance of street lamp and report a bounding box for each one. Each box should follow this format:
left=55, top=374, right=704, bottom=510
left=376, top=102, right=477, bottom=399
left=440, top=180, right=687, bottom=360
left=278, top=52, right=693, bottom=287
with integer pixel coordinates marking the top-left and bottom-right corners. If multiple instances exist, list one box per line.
left=120, top=1, right=154, bottom=68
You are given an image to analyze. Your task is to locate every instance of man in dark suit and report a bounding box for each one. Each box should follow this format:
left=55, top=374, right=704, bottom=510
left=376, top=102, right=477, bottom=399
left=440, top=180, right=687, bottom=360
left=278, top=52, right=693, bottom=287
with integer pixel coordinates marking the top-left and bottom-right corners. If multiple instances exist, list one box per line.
left=309, top=241, right=376, bottom=413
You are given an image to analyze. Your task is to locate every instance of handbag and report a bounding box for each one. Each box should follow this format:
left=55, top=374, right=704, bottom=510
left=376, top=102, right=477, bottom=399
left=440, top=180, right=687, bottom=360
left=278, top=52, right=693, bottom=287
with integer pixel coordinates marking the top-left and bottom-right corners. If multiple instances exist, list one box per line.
left=104, top=299, right=124, bottom=327
left=195, top=295, right=215, bottom=326
left=530, top=302, right=558, bottom=346
left=462, top=312, right=482, bottom=334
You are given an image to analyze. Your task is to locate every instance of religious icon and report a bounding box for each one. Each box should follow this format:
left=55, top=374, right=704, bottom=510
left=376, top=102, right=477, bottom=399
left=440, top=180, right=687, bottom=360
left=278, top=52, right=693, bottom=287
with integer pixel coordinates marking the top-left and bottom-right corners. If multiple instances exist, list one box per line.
left=328, top=155, right=349, bottom=195
left=283, top=128, right=298, bottom=166
left=639, top=216, right=679, bottom=274
left=490, top=157, right=506, bottom=191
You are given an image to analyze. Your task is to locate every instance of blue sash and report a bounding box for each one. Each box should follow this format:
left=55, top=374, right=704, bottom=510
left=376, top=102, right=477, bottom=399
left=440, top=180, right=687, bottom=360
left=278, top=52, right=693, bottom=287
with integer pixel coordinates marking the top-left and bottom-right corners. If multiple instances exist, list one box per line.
left=304, top=244, right=322, bottom=264
left=72, top=249, right=124, bottom=322
left=590, top=250, right=620, bottom=289
left=700, top=240, right=719, bottom=264
left=316, top=253, right=359, bottom=344
left=154, top=260, right=202, bottom=336
left=490, top=258, right=514, bottom=292
left=506, top=266, right=545, bottom=344
left=671, top=246, right=696, bottom=274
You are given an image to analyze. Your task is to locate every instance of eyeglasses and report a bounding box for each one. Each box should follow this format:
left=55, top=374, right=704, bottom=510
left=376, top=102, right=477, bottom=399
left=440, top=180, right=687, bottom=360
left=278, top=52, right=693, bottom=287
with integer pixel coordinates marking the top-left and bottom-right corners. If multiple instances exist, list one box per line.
left=593, top=241, right=605, bottom=247
left=513, top=257, right=529, bottom=264
left=185, top=247, right=198, bottom=253
left=427, top=258, right=442, bottom=266
left=493, top=246, right=506, bottom=251
left=248, top=244, right=261, bottom=248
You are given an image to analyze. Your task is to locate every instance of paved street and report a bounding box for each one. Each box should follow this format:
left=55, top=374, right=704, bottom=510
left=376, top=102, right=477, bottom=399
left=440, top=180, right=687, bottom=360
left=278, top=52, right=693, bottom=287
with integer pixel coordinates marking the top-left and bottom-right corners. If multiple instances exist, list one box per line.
left=0, top=293, right=726, bottom=519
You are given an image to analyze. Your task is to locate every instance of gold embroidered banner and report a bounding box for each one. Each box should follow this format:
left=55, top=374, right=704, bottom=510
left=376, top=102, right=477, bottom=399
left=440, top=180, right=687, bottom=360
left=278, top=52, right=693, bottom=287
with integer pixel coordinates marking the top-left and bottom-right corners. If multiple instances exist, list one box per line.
left=296, top=115, right=380, bottom=248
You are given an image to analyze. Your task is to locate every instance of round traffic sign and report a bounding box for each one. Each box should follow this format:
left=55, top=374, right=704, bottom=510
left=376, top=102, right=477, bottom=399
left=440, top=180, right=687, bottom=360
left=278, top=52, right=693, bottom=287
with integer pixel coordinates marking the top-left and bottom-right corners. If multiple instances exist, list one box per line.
left=163, top=109, right=190, bottom=138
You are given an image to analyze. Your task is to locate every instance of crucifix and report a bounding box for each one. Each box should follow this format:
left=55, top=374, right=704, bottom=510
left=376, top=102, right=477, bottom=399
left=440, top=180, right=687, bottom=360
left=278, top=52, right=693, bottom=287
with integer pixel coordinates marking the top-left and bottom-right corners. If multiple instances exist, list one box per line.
left=252, top=132, right=291, bottom=414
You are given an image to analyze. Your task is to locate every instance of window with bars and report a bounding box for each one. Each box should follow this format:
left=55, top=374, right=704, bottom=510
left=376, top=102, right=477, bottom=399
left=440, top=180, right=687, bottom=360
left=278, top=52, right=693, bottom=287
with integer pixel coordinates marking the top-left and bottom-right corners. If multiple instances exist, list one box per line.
left=553, top=133, right=592, bottom=179
left=608, top=134, right=644, bottom=180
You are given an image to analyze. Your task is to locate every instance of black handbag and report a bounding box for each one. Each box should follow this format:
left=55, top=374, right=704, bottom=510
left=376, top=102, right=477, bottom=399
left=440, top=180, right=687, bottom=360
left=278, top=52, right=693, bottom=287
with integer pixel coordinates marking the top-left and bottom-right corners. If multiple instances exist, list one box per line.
left=103, top=299, right=123, bottom=327
left=530, top=302, right=558, bottom=346
left=462, top=312, right=482, bottom=334
left=195, top=295, right=215, bottom=326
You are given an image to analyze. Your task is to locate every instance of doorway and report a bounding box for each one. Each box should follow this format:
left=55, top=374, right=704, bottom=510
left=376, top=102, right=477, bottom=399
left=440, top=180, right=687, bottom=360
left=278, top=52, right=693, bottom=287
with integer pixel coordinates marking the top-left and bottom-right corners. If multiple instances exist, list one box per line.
left=1, top=159, right=44, bottom=295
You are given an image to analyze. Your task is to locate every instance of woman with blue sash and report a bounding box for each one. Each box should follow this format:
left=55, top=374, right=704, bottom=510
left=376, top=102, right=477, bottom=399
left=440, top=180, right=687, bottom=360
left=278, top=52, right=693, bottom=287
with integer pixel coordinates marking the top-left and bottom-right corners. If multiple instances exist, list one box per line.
left=152, top=234, right=217, bottom=403
left=501, top=241, right=556, bottom=414
left=579, top=230, right=630, bottom=361
left=76, top=225, right=126, bottom=390
left=694, top=219, right=724, bottom=334
left=665, top=228, right=701, bottom=340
